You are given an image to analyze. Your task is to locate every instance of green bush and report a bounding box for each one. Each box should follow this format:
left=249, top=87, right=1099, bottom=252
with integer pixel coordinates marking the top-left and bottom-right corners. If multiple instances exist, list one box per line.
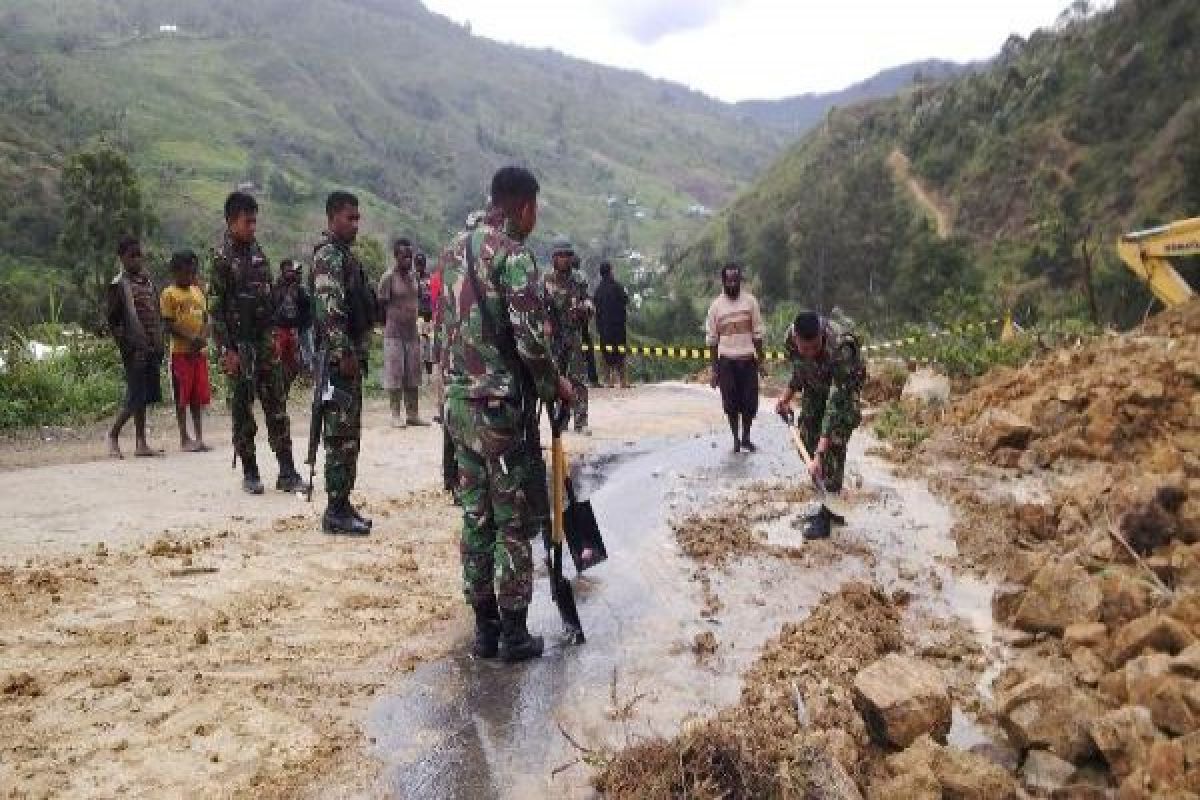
left=0, top=334, right=124, bottom=429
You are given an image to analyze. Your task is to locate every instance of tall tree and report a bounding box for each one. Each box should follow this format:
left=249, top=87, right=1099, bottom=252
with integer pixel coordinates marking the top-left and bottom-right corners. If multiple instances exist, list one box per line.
left=58, top=145, right=154, bottom=324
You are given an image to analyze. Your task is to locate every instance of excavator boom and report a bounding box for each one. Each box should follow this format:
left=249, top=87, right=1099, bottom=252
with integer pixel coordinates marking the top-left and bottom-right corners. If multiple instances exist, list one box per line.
left=1117, top=218, right=1199, bottom=309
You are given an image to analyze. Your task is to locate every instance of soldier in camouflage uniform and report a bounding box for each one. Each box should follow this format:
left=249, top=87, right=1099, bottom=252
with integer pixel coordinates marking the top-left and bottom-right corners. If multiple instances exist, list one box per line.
left=209, top=192, right=307, bottom=495
left=775, top=310, right=865, bottom=540
left=544, top=237, right=593, bottom=434
left=435, top=167, right=573, bottom=663
left=311, top=191, right=376, bottom=536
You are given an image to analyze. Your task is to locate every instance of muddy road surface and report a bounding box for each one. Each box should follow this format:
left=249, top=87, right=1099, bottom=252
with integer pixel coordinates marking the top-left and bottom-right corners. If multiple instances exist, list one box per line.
left=0, top=383, right=998, bottom=798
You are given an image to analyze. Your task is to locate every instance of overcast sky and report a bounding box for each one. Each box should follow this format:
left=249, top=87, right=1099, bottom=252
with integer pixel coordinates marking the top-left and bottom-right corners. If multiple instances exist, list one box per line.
left=422, top=0, right=1071, bottom=102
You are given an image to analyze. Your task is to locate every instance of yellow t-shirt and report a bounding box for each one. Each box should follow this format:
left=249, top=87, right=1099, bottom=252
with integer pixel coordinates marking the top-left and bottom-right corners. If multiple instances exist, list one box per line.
left=159, top=285, right=208, bottom=355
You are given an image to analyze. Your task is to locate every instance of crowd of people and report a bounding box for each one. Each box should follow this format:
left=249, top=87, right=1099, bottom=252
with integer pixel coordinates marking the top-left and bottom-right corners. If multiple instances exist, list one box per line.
left=102, top=164, right=864, bottom=661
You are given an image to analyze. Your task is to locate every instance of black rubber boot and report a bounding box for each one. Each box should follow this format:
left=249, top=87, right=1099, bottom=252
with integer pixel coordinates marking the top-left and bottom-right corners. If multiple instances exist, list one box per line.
left=728, top=414, right=741, bottom=453
left=741, top=417, right=756, bottom=453
left=242, top=455, right=265, bottom=495
left=499, top=608, right=544, bottom=663
left=275, top=451, right=309, bottom=493
left=828, top=507, right=847, bottom=527
left=322, top=499, right=371, bottom=536
left=472, top=595, right=502, bottom=659
left=803, top=507, right=832, bottom=541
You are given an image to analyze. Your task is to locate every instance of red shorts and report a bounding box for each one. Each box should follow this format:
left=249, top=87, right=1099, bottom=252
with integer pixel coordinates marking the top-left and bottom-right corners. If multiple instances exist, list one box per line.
left=274, top=328, right=301, bottom=375
left=171, top=352, right=212, bottom=407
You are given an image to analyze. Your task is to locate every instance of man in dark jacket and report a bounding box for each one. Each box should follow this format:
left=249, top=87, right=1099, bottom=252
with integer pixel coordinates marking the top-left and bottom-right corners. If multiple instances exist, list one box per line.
left=593, top=261, right=630, bottom=388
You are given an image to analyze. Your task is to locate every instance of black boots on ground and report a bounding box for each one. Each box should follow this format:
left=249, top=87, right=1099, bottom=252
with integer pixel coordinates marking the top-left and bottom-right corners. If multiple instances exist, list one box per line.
left=499, top=608, right=543, bottom=663
left=472, top=595, right=502, bottom=659
left=241, top=455, right=265, bottom=495
left=322, top=498, right=371, bottom=536
left=275, top=451, right=309, bottom=493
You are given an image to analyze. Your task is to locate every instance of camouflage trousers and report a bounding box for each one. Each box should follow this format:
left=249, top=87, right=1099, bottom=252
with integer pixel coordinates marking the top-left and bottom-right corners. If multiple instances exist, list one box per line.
left=446, top=393, right=543, bottom=612
left=322, top=369, right=362, bottom=504
left=797, top=383, right=860, bottom=493
left=555, top=337, right=588, bottom=428
left=228, top=343, right=292, bottom=463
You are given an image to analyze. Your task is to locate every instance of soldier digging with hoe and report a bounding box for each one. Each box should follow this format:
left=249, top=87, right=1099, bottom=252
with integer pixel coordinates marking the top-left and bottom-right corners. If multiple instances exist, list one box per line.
left=436, top=167, right=574, bottom=663
left=775, top=310, right=865, bottom=540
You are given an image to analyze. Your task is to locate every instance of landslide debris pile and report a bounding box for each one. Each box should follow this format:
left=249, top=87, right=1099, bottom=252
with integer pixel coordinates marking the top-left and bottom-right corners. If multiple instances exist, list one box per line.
left=923, top=301, right=1200, bottom=797
left=947, top=300, right=1199, bottom=474
left=595, top=583, right=905, bottom=799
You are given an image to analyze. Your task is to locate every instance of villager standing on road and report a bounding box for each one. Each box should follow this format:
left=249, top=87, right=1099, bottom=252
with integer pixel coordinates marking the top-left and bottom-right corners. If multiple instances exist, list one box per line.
left=378, top=238, right=428, bottom=428
left=271, top=258, right=313, bottom=396
left=209, top=192, right=307, bottom=495
left=774, top=310, right=865, bottom=540
left=706, top=262, right=766, bottom=453
left=544, top=237, right=593, bottom=434
left=436, top=167, right=573, bottom=662
left=593, top=260, right=630, bottom=388
left=311, top=191, right=376, bottom=536
left=106, top=236, right=166, bottom=459
left=160, top=250, right=212, bottom=453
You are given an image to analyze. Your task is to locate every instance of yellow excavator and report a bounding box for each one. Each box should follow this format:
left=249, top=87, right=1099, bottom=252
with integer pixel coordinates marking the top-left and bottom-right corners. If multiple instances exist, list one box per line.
left=1117, top=218, right=1199, bottom=308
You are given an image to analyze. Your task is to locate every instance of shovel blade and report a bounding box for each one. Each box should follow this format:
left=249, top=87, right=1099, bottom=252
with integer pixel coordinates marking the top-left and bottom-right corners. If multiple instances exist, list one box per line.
left=565, top=497, right=608, bottom=573
left=546, top=546, right=585, bottom=644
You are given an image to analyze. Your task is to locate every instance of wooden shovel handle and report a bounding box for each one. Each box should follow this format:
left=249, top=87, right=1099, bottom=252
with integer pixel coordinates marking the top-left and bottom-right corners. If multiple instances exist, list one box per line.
left=551, top=435, right=566, bottom=546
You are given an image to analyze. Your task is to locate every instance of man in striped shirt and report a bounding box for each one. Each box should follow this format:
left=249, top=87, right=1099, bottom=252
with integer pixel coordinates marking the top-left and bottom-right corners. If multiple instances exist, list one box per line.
left=705, top=263, right=766, bottom=453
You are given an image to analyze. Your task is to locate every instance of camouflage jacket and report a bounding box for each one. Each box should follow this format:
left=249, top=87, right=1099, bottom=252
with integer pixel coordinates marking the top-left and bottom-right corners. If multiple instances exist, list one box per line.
left=543, top=268, right=591, bottom=353
left=434, top=207, right=559, bottom=404
left=208, top=231, right=274, bottom=351
left=311, top=232, right=373, bottom=363
left=785, top=318, right=866, bottom=444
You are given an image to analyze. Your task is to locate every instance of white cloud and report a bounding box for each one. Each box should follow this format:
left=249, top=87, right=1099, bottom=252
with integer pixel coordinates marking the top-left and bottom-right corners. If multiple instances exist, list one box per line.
left=422, top=0, right=1068, bottom=102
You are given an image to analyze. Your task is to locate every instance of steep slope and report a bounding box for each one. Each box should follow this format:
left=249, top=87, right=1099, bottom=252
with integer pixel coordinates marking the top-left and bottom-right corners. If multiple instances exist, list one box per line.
left=669, top=0, right=1200, bottom=332
left=0, top=0, right=784, bottom=321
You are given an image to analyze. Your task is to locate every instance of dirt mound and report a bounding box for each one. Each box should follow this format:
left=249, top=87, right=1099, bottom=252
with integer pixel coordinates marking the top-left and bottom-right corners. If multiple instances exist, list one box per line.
left=595, top=584, right=903, bottom=799
left=934, top=300, right=1199, bottom=477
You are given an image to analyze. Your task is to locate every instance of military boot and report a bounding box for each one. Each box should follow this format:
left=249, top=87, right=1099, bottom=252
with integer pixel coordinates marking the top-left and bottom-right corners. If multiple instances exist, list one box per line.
left=802, top=507, right=832, bottom=541
left=322, top=499, right=371, bottom=536
left=348, top=502, right=373, bottom=529
left=499, top=608, right=544, bottom=663
left=275, top=451, right=309, bottom=493
left=471, top=595, right=502, bottom=659
left=242, top=455, right=265, bottom=495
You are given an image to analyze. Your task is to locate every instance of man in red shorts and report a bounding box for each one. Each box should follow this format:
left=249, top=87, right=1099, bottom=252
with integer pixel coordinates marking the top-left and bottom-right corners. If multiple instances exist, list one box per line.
left=160, top=250, right=212, bottom=452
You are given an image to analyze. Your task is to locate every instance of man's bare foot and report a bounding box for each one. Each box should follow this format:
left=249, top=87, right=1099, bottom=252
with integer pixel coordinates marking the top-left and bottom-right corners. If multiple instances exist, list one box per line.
left=193, top=441, right=213, bottom=453
left=182, top=439, right=202, bottom=452
left=108, top=436, right=124, bottom=459
left=134, top=444, right=165, bottom=457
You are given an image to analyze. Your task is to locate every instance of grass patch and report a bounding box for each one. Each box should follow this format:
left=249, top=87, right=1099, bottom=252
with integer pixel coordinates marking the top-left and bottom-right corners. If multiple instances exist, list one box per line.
left=872, top=402, right=930, bottom=451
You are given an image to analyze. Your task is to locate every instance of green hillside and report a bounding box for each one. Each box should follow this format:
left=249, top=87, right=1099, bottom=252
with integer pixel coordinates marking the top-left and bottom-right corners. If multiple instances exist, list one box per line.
left=0, top=0, right=784, bottom=325
left=666, top=0, right=1200, bottom=334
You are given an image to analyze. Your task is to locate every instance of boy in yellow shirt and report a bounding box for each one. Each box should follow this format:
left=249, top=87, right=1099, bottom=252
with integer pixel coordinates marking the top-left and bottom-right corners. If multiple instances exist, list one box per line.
left=160, top=251, right=212, bottom=452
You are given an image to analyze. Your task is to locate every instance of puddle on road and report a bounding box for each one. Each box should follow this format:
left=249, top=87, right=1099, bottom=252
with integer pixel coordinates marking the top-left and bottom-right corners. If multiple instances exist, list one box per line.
left=366, top=427, right=1004, bottom=799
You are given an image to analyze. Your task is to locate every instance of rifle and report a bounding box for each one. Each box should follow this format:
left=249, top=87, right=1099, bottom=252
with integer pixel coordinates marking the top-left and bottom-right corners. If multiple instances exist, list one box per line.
left=304, top=349, right=353, bottom=502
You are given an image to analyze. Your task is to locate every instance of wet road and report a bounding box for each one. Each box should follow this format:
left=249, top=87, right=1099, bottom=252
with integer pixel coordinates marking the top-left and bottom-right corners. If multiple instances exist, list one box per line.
left=366, top=421, right=998, bottom=799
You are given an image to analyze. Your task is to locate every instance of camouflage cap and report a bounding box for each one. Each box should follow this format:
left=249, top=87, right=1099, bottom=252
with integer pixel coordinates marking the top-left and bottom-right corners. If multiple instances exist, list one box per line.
left=550, top=236, right=574, bottom=255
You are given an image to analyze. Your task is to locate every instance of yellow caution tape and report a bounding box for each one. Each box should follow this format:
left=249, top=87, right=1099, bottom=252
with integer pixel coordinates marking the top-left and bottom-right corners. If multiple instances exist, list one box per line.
left=584, top=318, right=1003, bottom=362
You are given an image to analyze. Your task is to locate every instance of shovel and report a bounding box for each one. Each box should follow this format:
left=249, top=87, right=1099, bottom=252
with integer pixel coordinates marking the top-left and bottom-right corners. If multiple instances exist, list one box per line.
left=563, top=471, right=608, bottom=574
left=779, top=410, right=852, bottom=521
left=549, top=403, right=586, bottom=644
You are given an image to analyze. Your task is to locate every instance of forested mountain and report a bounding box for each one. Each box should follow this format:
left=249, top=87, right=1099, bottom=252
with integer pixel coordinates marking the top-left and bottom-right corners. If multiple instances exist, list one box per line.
left=735, top=60, right=967, bottom=136
left=666, top=0, right=1200, bottom=334
left=0, top=0, right=786, bottom=324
